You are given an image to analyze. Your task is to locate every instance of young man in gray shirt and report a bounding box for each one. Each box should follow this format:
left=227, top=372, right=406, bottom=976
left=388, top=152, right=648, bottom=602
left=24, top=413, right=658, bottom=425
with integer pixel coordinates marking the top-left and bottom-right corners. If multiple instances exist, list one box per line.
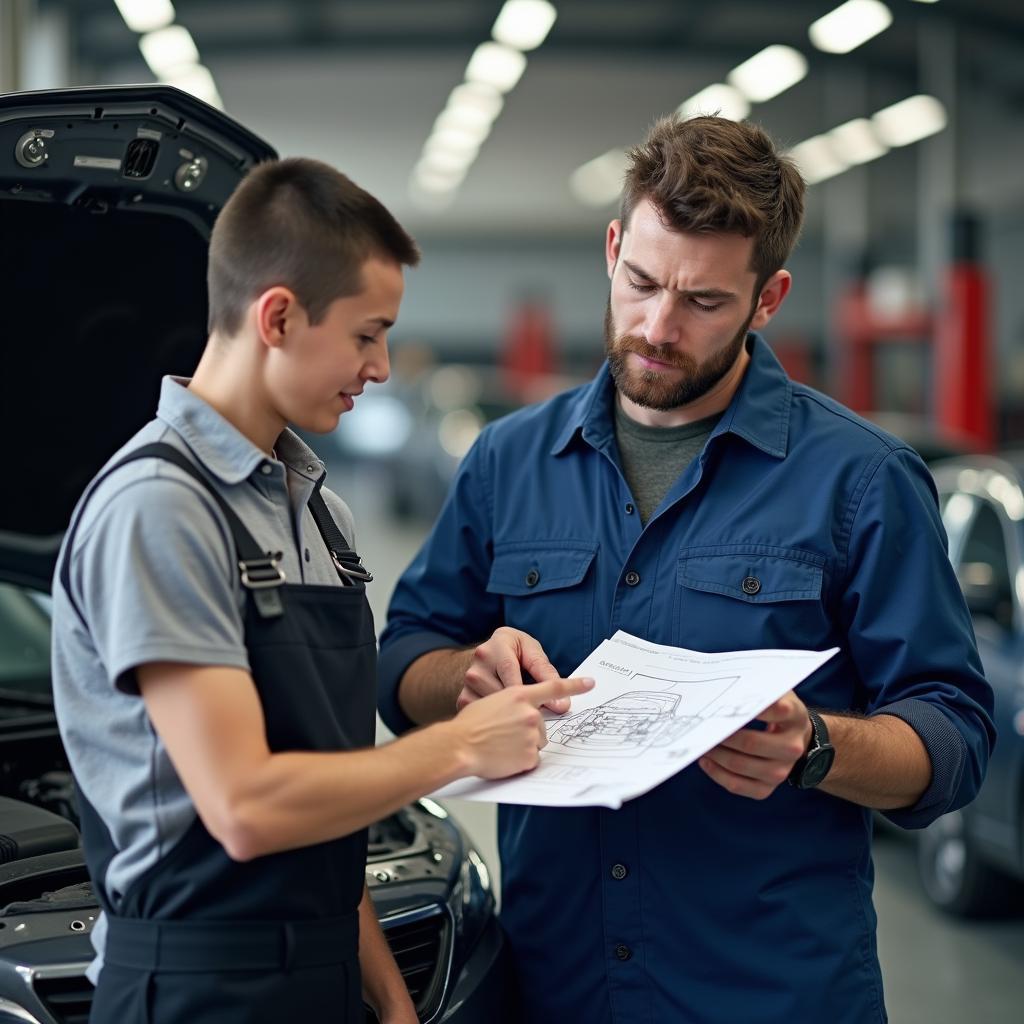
left=52, top=157, right=590, bottom=1024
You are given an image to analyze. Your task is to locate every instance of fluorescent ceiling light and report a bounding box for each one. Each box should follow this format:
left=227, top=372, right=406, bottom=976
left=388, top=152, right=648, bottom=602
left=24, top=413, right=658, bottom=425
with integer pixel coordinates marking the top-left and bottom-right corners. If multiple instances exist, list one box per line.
left=872, top=94, right=947, bottom=146
left=827, top=117, right=888, bottom=165
left=413, top=159, right=467, bottom=193
left=908, top=0, right=939, bottom=3
left=139, top=25, right=199, bottom=75
left=678, top=83, right=750, bottom=122
left=409, top=176, right=459, bottom=211
left=491, top=0, right=557, bottom=51
left=434, top=106, right=494, bottom=143
left=570, top=148, right=628, bottom=208
left=808, top=0, right=893, bottom=54
left=425, top=126, right=484, bottom=156
left=727, top=45, right=808, bottom=103
left=114, top=0, right=175, bottom=33
left=162, top=63, right=222, bottom=108
left=465, top=41, right=527, bottom=93
left=448, top=82, right=504, bottom=123
left=419, top=147, right=475, bottom=175
left=788, top=135, right=848, bottom=185
left=415, top=173, right=465, bottom=193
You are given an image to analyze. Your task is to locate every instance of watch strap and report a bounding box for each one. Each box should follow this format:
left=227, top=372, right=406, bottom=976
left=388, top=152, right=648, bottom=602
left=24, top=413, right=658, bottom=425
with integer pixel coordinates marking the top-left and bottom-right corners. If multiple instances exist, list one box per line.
left=787, top=708, right=833, bottom=788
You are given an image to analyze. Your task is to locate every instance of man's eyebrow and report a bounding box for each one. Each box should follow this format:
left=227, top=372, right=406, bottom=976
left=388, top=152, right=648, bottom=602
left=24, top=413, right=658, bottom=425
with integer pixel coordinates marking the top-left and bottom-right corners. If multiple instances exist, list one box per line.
left=622, top=260, right=736, bottom=300
left=683, top=288, right=736, bottom=300
left=623, top=260, right=657, bottom=282
left=363, top=316, right=395, bottom=329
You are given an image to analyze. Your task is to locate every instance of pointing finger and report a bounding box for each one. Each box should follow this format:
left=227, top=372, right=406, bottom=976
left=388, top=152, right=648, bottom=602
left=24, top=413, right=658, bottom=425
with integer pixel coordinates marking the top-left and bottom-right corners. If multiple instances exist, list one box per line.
left=542, top=696, right=572, bottom=715
left=526, top=676, right=595, bottom=707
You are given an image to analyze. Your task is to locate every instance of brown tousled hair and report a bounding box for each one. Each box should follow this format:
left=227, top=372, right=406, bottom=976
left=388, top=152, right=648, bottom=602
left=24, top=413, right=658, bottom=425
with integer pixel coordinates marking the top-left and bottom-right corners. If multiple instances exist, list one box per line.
left=207, top=157, right=420, bottom=336
left=621, top=115, right=805, bottom=287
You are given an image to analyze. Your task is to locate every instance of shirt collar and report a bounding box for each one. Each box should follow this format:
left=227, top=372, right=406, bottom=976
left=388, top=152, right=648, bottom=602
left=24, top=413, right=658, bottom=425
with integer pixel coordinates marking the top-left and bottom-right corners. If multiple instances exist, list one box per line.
left=550, top=333, right=791, bottom=460
left=550, top=363, right=616, bottom=456
left=155, top=376, right=327, bottom=485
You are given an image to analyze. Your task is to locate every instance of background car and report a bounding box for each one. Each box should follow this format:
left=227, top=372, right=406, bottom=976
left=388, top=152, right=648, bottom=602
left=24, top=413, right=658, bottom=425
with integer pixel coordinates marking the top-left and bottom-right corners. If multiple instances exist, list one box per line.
left=327, top=361, right=585, bottom=523
left=916, top=453, right=1024, bottom=917
left=0, top=84, right=507, bottom=1023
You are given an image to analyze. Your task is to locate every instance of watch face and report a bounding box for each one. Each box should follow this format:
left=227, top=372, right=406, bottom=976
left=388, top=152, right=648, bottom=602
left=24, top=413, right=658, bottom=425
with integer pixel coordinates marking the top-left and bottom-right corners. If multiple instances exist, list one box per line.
left=802, top=745, right=836, bottom=788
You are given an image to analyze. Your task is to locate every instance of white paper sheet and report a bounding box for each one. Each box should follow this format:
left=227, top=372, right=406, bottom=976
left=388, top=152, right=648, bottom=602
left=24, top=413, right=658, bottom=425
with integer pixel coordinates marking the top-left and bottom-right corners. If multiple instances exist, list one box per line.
left=431, top=631, right=839, bottom=809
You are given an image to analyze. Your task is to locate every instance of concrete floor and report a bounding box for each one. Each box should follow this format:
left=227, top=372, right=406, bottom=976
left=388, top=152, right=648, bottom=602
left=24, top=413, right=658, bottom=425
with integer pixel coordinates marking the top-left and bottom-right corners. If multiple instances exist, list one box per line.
left=873, top=830, right=1024, bottom=1023
left=333, top=459, right=1024, bottom=1024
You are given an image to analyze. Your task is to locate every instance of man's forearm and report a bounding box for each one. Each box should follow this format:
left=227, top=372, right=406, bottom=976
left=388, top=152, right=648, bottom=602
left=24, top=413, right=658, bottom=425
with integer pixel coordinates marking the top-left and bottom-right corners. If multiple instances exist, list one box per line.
left=397, top=647, right=475, bottom=725
left=819, top=712, right=932, bottom=809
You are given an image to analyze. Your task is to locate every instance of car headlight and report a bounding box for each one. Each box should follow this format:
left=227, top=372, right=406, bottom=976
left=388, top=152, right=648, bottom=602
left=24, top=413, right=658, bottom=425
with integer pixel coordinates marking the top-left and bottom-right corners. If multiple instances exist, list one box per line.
left=449, top=842, right=494, bottom=954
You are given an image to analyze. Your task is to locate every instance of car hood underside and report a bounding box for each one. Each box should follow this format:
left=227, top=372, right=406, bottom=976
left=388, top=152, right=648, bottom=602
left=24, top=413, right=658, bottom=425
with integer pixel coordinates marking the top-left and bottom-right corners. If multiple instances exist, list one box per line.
left=0, top=85, right=276, bottom=588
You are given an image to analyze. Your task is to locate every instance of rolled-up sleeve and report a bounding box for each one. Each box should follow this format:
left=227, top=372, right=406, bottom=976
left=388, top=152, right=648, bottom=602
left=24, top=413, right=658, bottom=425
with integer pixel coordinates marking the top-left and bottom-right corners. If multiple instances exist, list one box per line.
left=839, top=447, right=995, bottom=828
left=378, top=432, right=503, bottom=735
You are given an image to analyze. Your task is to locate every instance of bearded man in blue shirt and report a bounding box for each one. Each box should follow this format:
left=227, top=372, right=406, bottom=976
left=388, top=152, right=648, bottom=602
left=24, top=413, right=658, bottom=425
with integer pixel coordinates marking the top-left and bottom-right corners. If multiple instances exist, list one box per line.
left=378, top=115, right=994, bottom=1024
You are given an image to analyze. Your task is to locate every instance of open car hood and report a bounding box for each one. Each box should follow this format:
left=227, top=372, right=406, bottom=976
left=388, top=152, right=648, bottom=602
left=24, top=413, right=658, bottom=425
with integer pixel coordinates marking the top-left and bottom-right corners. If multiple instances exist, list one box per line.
left=0, top=85, right=277, bottom=588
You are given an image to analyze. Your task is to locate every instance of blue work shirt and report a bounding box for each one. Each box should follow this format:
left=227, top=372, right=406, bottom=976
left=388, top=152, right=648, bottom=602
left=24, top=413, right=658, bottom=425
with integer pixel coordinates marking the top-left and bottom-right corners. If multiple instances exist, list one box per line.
left=378, top=335, right=994, bottom=1024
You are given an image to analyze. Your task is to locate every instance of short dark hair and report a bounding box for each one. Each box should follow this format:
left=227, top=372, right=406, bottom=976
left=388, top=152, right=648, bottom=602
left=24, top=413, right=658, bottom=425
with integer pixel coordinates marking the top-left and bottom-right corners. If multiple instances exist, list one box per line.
left=621, top=115, right=805, bottom=286
left=207, top=157, right=420, bottom=336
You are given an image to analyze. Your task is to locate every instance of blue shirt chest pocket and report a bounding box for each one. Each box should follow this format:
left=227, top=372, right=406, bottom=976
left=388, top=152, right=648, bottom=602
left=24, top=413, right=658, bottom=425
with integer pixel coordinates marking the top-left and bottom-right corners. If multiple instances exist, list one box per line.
left=486, top=540, right=598, bottom=674
left=673, top=544, right=831, bottom=653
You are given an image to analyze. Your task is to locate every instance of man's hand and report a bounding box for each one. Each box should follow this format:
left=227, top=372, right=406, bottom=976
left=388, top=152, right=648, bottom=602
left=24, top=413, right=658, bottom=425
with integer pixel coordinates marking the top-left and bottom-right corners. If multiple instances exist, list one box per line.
left=457, top=626, right=573, bottom=714
left=698, top=690, right=812, bottom=800
left=452, top=675, right=595, bottom=779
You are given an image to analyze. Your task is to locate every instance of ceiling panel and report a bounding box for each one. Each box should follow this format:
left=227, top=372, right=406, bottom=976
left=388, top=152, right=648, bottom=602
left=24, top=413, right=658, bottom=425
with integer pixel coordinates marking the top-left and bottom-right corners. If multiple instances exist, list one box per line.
left=34, top=0, right=1024, bottom=238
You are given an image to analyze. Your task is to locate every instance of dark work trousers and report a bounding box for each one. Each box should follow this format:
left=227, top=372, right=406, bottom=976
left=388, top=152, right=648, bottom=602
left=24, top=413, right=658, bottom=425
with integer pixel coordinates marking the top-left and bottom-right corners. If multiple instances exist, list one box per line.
left=60, top=443, right=378, bottom=1024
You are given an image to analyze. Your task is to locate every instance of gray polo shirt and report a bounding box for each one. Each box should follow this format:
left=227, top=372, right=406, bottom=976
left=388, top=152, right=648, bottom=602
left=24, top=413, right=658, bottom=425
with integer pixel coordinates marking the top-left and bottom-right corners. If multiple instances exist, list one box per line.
left=50, top=376, right=357, bottom=976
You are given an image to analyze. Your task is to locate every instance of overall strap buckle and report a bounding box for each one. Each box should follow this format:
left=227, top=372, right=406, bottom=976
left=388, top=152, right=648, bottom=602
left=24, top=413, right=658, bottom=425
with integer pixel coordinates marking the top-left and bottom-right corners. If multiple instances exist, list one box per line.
left=239, top=552, right=286, bottom=590
left=307, top=485, right=373, bottom=585
left=331, top=551, right=373, bottom=584
left=239, top=553, right=286, bottom=617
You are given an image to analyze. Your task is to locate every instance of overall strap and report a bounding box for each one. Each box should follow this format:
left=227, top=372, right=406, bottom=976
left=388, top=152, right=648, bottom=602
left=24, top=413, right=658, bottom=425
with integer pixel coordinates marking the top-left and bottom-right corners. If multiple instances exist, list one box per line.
left=307, top=484, right=373, bottom=584
left=59, top=442, right=286, bottom=620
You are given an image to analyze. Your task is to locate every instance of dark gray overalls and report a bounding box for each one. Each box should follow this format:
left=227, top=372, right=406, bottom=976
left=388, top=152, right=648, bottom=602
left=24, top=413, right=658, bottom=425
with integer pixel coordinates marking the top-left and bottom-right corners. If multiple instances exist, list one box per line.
left=60, top=443, right=378, bottom=1023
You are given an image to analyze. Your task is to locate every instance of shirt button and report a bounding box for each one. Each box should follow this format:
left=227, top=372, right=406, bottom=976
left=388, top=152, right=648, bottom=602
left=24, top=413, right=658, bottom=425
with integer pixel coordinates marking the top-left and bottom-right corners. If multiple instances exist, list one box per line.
left=624, top=502, right=635, bottom=515
left=525, top=568, right=541, bottom=587
left=614, top=944, right=632, bottom=961
left=624, top=570, right=640, bottom=587
left=611, top=863, right=628, bottom=880
left=306, top=464, right=316, bottom=473
left=304, top=548, right=311, bottom=563
left=260, top=463, right=273, bottom=476
left=741, top=575, right=761, bottom=595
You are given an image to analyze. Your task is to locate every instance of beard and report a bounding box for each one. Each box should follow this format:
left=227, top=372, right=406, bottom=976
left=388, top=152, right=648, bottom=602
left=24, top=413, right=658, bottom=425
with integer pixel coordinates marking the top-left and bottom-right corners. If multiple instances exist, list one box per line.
left=604, top=299, right=754, bottom=411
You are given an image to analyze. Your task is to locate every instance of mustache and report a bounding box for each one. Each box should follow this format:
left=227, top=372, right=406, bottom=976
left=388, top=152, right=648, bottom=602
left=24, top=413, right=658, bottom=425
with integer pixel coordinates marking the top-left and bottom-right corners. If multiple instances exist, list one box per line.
left=612, top=334, right=692, bottom=370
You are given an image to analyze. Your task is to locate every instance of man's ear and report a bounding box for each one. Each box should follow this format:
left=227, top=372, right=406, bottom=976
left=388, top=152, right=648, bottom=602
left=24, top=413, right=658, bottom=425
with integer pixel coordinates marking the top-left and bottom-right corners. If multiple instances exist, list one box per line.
left=606, top=220, right=623, bottom=280
left=750, top=270, right=792, bottom=330
left=255, top=287, right=302, bottom=349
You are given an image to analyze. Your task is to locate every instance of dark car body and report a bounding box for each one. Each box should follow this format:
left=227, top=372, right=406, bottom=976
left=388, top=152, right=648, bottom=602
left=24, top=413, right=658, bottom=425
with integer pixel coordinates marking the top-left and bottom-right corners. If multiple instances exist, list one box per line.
left=0, top=84, right=507, bottom=1021
left=916, top=454, right=1024, bottom=915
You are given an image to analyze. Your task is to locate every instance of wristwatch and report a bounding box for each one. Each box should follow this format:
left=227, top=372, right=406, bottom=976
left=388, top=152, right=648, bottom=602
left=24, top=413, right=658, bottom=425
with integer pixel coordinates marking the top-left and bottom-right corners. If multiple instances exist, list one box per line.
left=787, top=709, right=835, bottom=789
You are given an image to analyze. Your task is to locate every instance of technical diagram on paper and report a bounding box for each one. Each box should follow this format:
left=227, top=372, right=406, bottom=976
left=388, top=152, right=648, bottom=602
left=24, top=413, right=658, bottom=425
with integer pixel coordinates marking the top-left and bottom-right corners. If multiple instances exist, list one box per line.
left=432, top=631, right=838, bottom=810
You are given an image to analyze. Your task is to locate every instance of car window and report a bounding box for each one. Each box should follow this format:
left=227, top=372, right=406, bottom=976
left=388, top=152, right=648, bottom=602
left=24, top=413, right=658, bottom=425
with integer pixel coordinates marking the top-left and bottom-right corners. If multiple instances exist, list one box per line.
left=958, top=502, right=1014, bottom=629
left=0, top=581, right=53, bottom=700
